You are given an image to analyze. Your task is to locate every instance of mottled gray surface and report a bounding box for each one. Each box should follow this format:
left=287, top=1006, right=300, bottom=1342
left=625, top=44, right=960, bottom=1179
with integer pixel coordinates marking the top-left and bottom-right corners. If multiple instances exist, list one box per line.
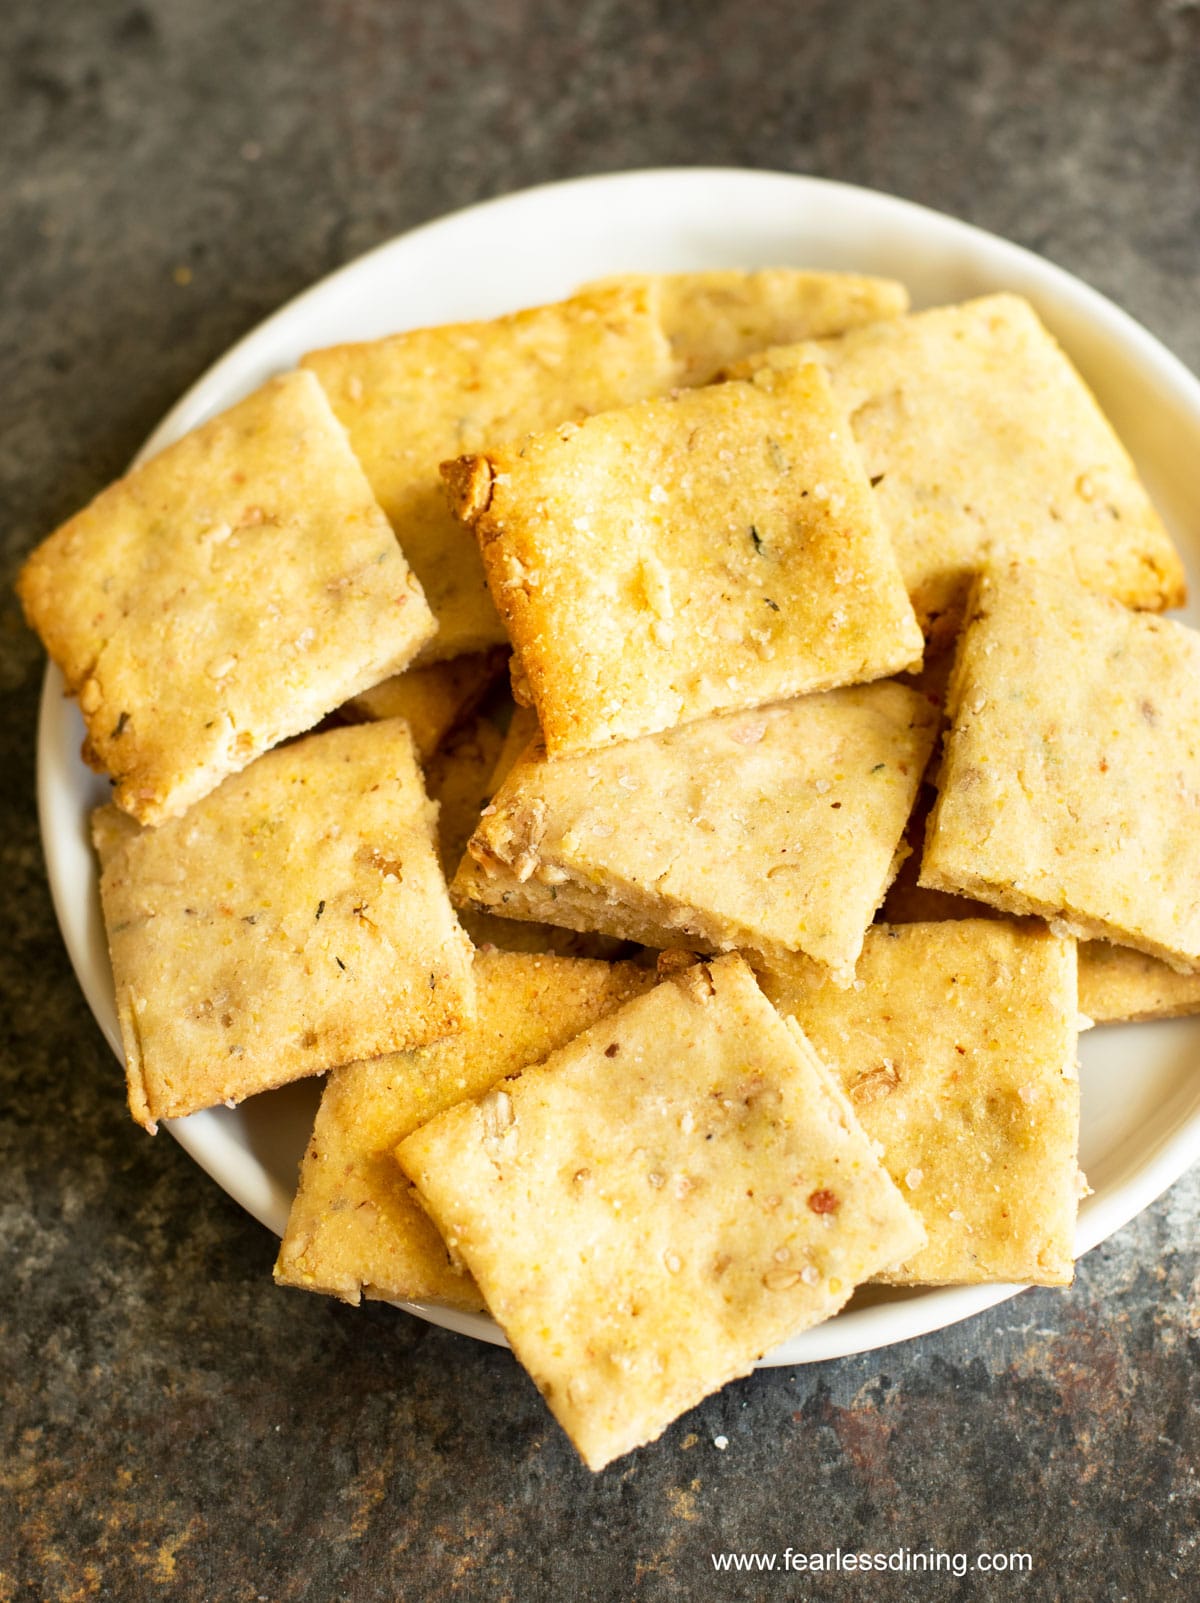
left=2, top=2, right=1199, bottom=1599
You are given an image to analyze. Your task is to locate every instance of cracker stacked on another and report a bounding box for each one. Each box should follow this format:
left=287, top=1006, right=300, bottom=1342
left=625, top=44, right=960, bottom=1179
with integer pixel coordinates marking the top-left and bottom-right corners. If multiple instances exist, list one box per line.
left=19, top=371, right=435, bottom=825
left=93, top=719, right=475, bottom=1130
left=445, top=361, right=924, bottom=755
left=453, top=683, right=937, bottom=979
left=21, top=265, right=1196, bottom=1474
left=398, top=954, right=925, bottom=1471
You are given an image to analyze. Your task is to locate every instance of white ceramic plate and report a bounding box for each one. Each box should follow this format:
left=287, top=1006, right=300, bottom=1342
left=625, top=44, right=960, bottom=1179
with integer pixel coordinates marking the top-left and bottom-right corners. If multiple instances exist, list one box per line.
left=38, top=169, right=1200, bottom=1364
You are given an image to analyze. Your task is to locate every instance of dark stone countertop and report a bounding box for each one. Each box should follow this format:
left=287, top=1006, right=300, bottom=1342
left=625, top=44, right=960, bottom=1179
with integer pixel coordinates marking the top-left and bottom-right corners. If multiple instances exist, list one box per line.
left=2, top=3, right=1198, bottom=1598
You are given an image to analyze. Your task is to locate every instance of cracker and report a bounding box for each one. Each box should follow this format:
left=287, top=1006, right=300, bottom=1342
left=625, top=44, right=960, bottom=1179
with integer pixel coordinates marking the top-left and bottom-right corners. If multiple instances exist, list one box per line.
left=397, top=954, right=924, bottom=1470
left=93, top=718, right=474, bottom=1131
left=18, top=371, right=435, bottom=825
left=755, top=921, right=1082, bottom=1285
left=1078, top=941, right=1200, bottom=1024
left=582, top=269, right=909, bottom=385
left=342, top=649, right=508, bottom=759
left=275, top=949, right=654, bottom=1310
left=303, top=285, right=674, bottom=662
left=454, top=681, right=937, bottom=980
left=732, top=294, right=1184, bottom=641
left=920, top=563, right=1200, bottom=969
left=444, top=363, right=923, bottom=756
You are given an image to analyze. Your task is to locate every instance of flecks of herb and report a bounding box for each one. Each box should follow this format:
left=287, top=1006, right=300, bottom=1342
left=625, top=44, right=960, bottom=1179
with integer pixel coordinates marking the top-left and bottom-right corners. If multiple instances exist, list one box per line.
left=870, top=473, right=886, bottom=488
left=242, top=914, right=258, bottom=925
left=335, top=956, right=346, bottom=971
left=750, top=525, right=764, bottom=553
left=763, top=597, right=780, bottom=611
left=111, top=711, right=130, bottom=738
left=429, top=974, right=438, bottom=990
left=871, top=763, right=886, bottom=773
left=315, top=900, right=325, bottom=920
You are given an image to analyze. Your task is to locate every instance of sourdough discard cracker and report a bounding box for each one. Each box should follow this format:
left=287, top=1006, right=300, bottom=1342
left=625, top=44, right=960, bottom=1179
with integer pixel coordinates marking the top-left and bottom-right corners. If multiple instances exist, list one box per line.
left=582, top=268, right=909, bottom=385
left=275, top=950, right=653, bottom=1310
left=342, top=649, right=508, bottom=759
left=18, top=371, right=435, bottom=825
left=454, top=682, right=937, bottom=979
left=303, top=286, right=674, bottom=662
left=1079, top=942, right=1200, bottom=1024
left=444, top=363, right=923, bottom=756
left=397, top=954, right=924, bottom=1471
left=732, top=294, right=1184, bottom=641
left=93, top=719, right=474, bottom=1131
left=921, top=564, right=1200, bottom=969
left=756, top=921, right=1082, bottom=1286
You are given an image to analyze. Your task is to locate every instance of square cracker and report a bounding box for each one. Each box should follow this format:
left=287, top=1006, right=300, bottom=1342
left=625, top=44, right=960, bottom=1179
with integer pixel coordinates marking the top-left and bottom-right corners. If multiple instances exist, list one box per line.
left=275, top=949, right=655, bottom=1311
left=755, top=921, right=1082, bottom=1286
left=342, top=649, right=508, bottom=759
left=1078, top=942, right=1200, bottom=1024
left=303, top=285, right=674, bottom=662
left=454, top=681, right=938, bottom=980
left=580, top=269, right=909, bottom=386
left=920, top=564, right=1200, bottom=969
left=93, top=718, right=474, bottom=1131
left=443, top=362, right=923, bottom=756
left=397, top=954, right=924, bottom=1471
left=18, top=370, right=434, bottom=826
left=732, top=294, right=1184, bottom=642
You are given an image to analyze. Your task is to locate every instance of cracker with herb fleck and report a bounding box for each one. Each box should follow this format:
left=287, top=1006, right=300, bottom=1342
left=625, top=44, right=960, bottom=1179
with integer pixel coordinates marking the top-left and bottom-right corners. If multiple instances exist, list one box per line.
left=453, top=681, right=937, bottom=981
left=18, top=371, right=435, bottom=826
left=303, top=285, right=674, bottom=663
left=397, top=953, right=924, bottom=1471
left=921, top=564, right=1200, bottom=969
left=342, top=649, right=508, bottom=759
left=581, top=268, right=909, bottom=386
left=443, top=363, right=923, bottom=758
left=275, top=949, right=654, bottom=1311
left=755, top=921, right=1082, bottom=1286
left=731, top=294, right=1184, bottom=642
left=93, top=719, right=474, bottom=1131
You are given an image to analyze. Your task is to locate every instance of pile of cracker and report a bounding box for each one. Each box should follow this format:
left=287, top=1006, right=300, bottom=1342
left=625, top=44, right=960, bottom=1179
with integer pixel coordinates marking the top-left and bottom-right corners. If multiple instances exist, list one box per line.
left=20, top=268, right=1199, bottom=1472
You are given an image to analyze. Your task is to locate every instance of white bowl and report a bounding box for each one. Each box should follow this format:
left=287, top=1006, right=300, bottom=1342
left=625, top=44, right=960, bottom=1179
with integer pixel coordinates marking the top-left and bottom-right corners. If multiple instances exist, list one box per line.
left=37, top=168, right=1200, bottom=1364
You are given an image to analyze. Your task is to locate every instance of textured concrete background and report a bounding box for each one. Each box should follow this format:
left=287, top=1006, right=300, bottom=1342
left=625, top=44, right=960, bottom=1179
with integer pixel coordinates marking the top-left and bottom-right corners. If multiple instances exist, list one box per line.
left=2, top=2, right=1199, bottom=1599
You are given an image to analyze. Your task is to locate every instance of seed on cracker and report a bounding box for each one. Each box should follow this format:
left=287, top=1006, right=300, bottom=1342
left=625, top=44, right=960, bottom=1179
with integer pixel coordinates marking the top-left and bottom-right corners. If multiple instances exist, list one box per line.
left=18, top=371, right=435, bottom=825
left=93, top=718, right=474, bottom=1131
left=397, top=953, right=924, bottom=1470
left=921, top=563, right=1200, bottom=970
left=755, top=920, right=1082, bottom=1286
left=303, top=285, right=674, bottom=662
left=444, top=362, right=923, bottom=757
left=275, top=949, right=654, bottom=1310
left=453, top=681, right=937, bottom=981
